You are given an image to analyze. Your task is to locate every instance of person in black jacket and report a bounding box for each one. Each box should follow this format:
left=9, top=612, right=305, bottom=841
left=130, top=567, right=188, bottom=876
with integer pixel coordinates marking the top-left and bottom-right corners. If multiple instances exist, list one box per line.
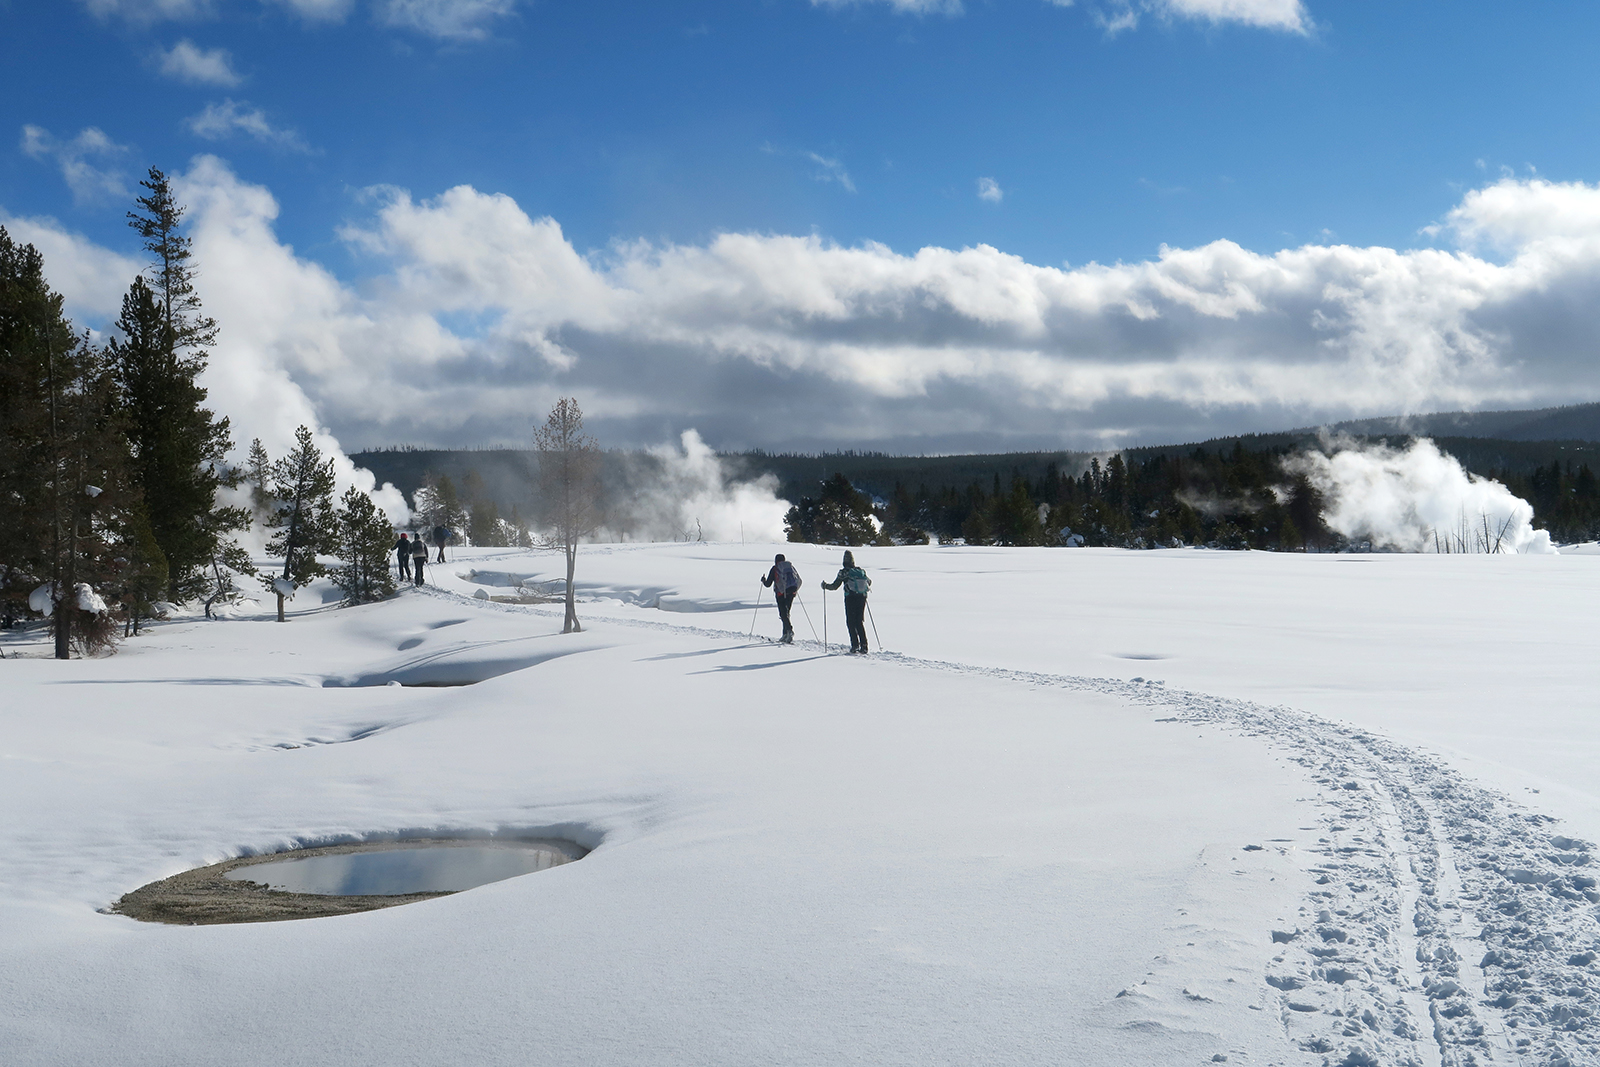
left=821, top=550, right=870, bottom=653
left=759, top=553, right=801, bottom=644
left=432, top=524, right=450, bottom=563
left=395, top=533, right=413, bottom=583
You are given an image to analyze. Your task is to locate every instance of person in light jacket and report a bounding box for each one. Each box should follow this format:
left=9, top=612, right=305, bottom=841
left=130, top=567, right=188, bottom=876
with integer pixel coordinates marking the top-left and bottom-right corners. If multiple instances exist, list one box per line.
left=821, top=550, right=871, bottom=654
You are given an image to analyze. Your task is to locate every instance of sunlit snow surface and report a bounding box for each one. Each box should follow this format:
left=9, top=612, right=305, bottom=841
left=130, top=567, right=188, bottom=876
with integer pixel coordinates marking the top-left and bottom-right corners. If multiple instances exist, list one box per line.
left=3, top=543, right=1600, bottom=1066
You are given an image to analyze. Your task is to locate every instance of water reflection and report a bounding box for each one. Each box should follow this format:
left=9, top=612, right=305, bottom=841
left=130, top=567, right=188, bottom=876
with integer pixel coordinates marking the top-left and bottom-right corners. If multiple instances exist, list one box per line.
left=224, top=844, right=572, bottom=896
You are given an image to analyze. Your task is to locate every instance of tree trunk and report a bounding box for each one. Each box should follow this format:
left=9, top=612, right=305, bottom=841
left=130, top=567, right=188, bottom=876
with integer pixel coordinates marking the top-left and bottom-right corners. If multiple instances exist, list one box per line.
left=563, top=540, right=580, bottom=633
left=53, top=591, right=70, bottom=659
left=277, top=592, right=286, bottom=623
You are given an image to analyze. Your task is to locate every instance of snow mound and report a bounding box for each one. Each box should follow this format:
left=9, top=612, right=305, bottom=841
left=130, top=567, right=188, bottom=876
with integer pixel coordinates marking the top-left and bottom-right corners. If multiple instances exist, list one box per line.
left=28, top=582, right=108, bottom=616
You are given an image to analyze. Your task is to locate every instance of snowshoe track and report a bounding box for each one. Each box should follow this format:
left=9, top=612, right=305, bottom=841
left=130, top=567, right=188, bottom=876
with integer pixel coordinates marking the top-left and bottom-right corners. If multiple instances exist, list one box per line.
left=442, top=589, right=1600, bottom=1065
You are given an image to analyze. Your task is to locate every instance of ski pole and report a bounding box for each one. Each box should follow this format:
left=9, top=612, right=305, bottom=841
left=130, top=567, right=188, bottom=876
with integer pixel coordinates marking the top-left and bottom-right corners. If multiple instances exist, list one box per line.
left=866, top=601, right=882, bottom=652
left=796, top=596, right=821, bottom=645
left=822, top=586, right=829, bottom=652
left=748, top=583, right=764, bottom=639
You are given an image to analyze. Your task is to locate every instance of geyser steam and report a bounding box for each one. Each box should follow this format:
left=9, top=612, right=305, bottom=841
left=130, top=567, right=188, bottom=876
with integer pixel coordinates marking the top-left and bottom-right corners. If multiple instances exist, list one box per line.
left=1284, top=437, right=1556, bottom=554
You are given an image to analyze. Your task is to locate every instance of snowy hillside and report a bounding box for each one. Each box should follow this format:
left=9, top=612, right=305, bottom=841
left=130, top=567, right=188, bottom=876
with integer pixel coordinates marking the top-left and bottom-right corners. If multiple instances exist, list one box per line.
left=4, top=543, right=1598, bottom=1067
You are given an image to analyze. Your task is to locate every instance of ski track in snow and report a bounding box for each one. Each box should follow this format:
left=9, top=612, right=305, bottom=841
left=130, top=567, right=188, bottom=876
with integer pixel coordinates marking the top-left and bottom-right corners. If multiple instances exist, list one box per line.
left=422, top=584, right=1600, bottom=1066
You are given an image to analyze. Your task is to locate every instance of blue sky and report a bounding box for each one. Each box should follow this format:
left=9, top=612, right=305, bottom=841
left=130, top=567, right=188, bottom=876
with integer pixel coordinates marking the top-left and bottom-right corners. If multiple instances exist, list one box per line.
left=6, top=1, right=1600, bottom=456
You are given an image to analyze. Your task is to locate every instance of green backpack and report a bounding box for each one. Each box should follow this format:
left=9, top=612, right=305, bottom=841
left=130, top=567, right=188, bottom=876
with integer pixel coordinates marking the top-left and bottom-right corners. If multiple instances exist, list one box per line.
left=842, top=567, right=871, bottom=595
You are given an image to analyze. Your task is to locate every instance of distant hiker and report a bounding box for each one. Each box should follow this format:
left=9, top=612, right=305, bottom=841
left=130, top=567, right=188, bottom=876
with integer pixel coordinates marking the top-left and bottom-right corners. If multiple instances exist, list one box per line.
left=761, top=553, right=802, bottom=644
left=433, top=524, right=451, bottom=563
left=411, top=537, right=429, bottom=585
left=395, top=532, right=412, bottom=582
left=822, top=550, right=872, bottom=654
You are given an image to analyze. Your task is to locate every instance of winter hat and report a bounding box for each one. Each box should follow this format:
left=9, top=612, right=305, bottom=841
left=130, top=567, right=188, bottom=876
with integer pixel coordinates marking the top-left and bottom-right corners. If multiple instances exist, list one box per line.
left=842, top=551, right=855, bottom=567
left=774, top=553, right=785, bottom=563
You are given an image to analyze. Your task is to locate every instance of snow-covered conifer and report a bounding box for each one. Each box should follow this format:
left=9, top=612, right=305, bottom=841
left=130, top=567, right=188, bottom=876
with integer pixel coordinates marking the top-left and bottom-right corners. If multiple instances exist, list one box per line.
left=332, top=486, right=397, bottom=604
left=261, top=426, right=337, bottom=622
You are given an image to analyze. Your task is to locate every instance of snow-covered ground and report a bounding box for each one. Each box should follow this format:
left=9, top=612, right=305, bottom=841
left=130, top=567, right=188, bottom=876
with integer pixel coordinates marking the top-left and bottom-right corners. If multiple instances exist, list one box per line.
left=4, top=543, right=1598, bottom=1066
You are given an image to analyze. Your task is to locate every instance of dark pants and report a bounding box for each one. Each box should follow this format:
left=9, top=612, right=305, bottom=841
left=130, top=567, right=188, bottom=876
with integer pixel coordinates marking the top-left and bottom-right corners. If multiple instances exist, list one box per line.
left=844, top=594, right=868, bottom=652
left=413, top=556, right=426, bottom=585
left=775, top=592, right=795, bottom=639
left=397, top=552, right=411, bottom=581
left=435, top=543, right=446, bottom=563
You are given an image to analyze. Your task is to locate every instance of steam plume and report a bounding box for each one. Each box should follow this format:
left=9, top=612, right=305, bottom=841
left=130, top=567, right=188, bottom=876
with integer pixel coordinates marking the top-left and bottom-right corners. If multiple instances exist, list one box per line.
left=1284, top=437, right=1556, bottom=554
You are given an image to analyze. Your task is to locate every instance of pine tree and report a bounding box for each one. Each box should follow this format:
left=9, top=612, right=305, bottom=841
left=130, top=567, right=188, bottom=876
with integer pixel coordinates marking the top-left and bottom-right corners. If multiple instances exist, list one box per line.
left=126, top=167, right=217, bottom=356
left=331, top=486, right=397, bottom=604
left=1, top=228, right=138, bottom=656
left=113, top=503, right=169, bottom=635
left=261, top=426, right=337, bottom=622
left=246, top=438, right=271, bottom=512
left=117, top=170, right=245, bottom=602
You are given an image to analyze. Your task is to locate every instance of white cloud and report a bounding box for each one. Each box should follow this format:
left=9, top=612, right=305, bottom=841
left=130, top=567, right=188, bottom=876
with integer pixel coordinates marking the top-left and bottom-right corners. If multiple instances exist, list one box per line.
left=818, top=0, right=1306, bottom=30
left=1098, top=0, right=1308, bottom=34
left=267, top=0, right=356, bottom=18
left=19, top=163, right=1600, bottom=455
left=186, top=100, right=312, bottom=152
left=157, top=39, right=242, bottom=86
left=1160, top=0, right=1307, bottom=31
left=806, top=152, right=857, bottom=193
left=80, top=0, right=214, bottom=20
left=810, top=0, right=965, bottom=13
left=19, top=125, right=130, bottom=205
left=376, top=0, right=518, bottom=40
left=0, top=212, right=145, bottom=326
left=977, top=177, right=1003, bottom=203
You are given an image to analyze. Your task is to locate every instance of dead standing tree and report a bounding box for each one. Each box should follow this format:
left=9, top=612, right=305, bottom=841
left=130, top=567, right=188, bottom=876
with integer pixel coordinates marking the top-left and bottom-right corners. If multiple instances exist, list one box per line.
left=534, top=397, right=600, bottom=633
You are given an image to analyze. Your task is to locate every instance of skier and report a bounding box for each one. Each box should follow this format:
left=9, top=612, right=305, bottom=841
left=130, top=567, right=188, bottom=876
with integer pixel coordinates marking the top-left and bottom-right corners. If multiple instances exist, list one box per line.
left=395, top=532, right=413, bottom=583
left=822, top=550, right=872, bottom=654
left=760, top=553, right=802, bottom=644
left=411, top=537, right=429, bottom=585
left=432, top=524, right=451, bottom=563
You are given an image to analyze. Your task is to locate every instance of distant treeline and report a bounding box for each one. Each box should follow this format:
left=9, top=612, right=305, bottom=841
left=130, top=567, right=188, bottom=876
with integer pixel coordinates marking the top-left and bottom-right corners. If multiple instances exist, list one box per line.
left=352, top=433, right=1600, bottom=549
left=783, top=446, right=1330, bottom=549
left=781, top=439, right=1600, bottom=549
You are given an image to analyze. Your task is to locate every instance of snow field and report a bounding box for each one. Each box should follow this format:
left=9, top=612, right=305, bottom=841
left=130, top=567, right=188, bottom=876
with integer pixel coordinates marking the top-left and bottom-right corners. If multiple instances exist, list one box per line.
left=3, top=542, right=1599, bottom=1065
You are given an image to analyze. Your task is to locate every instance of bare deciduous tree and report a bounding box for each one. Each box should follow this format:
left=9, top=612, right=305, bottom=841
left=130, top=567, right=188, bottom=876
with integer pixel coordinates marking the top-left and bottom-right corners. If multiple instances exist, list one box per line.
left=534, top=397, right=600, bottom=633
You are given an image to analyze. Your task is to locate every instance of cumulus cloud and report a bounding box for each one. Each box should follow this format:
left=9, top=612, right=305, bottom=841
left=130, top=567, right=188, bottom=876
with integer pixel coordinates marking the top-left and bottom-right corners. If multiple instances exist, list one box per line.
left=19, top=162, right=1600, bottom=457
left=186, top=100, right=312, bottom=152
left=376, top=0, right=518, bottom=40
left=0, top=211, right=144, bottom=327
left=977, top=177, right=1003, bottom=203
left=19, top=125, right=129, bottom=205
left=157, top=39, right=243, bottom=85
